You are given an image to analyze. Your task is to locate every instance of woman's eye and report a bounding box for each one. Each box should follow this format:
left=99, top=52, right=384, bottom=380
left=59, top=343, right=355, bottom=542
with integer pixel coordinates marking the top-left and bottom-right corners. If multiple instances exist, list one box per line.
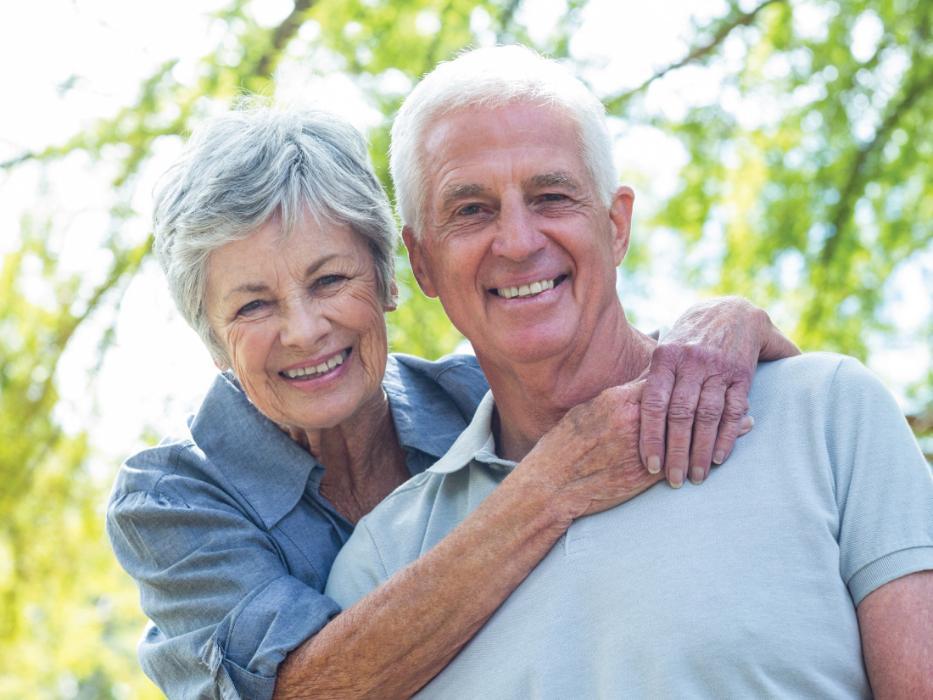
left=236, top=300, right=266, bottom=316
left=314, top=274, right=347, bottom=290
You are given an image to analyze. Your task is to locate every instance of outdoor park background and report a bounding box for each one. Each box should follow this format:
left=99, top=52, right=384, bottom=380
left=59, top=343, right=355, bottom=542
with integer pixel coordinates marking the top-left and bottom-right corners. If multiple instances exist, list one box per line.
left=1, top=0, right=930, bottom=696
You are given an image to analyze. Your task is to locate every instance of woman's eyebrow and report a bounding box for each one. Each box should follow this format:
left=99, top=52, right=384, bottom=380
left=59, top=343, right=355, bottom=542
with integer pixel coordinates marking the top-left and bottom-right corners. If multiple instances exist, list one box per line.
left=222, top=254, right=341, bottom=300
left=302, top=253, right=340, bottom=280
left=224, top=282, right=269, bottom=301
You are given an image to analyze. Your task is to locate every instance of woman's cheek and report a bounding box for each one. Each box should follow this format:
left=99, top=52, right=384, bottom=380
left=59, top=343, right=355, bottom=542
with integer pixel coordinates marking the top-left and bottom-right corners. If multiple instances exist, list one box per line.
left=345, top=286, right=389, bottom=385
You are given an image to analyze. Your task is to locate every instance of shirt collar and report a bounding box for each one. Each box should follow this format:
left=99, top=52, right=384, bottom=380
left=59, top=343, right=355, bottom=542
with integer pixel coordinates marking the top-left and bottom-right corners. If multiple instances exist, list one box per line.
left=429, top=391, right=517, bottom=474
left=189, top=371, right=321, bottom=529
left=382, top=355, right=481, bottom=459
left=188, top=356, right=478, bottom=529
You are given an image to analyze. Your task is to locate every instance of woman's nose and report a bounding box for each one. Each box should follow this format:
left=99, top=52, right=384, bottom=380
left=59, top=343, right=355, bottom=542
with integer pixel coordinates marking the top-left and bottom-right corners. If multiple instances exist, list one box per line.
left=278, top=298, right=331, bottom=350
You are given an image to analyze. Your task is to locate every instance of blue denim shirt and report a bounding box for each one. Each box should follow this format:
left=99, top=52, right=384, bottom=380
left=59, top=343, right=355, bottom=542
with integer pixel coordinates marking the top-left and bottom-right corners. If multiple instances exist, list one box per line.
left=106, top=353, right=487, bottom=700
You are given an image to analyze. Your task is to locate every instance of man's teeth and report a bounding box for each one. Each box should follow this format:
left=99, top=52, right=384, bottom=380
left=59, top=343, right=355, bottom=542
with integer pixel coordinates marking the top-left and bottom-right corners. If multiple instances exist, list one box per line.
left=283, top=351, right=348, bottom=379
left=497, top=278, right=555, bottom=299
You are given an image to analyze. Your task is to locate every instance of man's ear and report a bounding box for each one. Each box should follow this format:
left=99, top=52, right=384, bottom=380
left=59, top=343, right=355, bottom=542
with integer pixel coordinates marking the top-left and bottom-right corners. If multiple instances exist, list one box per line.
left=608, top=185, right=635, bottom=266
left=402, top=226, right=438, bottom=298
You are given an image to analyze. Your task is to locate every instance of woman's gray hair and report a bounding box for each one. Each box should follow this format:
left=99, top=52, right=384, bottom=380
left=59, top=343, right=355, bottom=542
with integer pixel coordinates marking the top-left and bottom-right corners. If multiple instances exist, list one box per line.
left=153, top=106, right=397, bottom=364
left=390, top=44, right=618, bottom=238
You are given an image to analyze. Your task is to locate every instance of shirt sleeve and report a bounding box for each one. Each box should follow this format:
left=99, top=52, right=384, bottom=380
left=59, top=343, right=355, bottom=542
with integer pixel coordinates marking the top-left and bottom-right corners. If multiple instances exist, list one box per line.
left=324, top=519, right=390, bottom=609
left=107, top=464, right=340, bottom=700
left=826, top=357, right=933, bottom=605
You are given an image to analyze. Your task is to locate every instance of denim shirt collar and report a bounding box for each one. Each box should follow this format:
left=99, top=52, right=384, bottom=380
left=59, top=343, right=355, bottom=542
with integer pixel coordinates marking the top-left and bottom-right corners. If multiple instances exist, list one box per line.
left=189, top=356, right=472, bottom=529
left=382, top=355, right=480, bottom=459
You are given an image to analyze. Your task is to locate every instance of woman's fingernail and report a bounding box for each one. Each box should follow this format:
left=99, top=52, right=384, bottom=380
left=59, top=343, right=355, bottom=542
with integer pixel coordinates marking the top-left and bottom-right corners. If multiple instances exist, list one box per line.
left=669, top=468, right=684, bottom=488
left=647, top=456, right=661, bottom=474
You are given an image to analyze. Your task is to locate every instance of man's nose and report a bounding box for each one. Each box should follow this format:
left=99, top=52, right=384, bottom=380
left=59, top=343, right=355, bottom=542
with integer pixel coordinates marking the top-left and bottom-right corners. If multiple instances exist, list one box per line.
left=491, top=200, right=547, bottom=261
left=279, top=297, right=331, bottom=350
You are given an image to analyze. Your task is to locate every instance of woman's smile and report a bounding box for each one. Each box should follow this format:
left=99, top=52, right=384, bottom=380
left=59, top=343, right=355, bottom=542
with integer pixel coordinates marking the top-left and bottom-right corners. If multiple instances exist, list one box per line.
left=280, top=348, right=351, bottom=381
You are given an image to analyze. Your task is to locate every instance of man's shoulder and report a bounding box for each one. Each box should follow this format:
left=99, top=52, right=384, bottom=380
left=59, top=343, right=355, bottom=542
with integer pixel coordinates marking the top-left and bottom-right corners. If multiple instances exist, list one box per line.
left=752, top=352, right=883, bottom=400
left=754, top=350, right=847, bottom=379
left=358, top=468, right=455, bottom=544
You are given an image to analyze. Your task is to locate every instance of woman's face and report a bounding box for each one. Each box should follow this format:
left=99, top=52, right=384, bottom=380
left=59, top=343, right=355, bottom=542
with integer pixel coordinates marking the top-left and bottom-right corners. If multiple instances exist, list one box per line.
left=204, top=216, right=392, bottom=433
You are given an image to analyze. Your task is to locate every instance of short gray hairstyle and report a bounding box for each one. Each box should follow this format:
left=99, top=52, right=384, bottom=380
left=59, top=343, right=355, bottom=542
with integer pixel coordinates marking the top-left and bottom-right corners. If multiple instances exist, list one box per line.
left=390, top=45, right=618, bottom=237
left=153, top=106, right=397, bottom=364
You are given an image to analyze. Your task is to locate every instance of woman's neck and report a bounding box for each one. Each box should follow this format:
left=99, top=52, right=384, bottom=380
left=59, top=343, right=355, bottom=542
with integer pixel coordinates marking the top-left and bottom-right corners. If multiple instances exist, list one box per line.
left=286, top=391, right=410, bottom=524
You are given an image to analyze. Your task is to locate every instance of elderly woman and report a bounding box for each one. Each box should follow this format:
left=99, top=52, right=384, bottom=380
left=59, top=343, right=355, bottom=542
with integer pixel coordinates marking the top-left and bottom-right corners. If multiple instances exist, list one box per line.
left=107, top=107, right=795, bottom=699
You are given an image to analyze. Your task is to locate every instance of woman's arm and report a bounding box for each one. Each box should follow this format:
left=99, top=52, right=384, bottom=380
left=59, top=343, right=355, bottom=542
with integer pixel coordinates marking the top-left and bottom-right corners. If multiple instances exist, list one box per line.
left=276, top=382, right=658, bottom=699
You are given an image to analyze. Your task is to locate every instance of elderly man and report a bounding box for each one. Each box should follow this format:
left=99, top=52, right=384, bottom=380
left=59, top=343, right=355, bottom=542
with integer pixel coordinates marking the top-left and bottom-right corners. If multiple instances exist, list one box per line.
left=326, top=46, right=933, bottom=697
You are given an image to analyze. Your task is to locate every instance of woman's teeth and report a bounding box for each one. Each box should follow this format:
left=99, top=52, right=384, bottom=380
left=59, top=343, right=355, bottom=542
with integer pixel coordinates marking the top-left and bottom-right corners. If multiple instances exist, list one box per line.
left=496, top=278, right=555, bottom=299
left=282, top=350, right=348, bottom=379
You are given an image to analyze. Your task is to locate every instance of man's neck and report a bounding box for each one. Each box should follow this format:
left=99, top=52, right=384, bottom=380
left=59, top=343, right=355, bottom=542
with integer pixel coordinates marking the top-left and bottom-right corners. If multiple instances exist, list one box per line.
left=478, top=307, right=656, bottom=462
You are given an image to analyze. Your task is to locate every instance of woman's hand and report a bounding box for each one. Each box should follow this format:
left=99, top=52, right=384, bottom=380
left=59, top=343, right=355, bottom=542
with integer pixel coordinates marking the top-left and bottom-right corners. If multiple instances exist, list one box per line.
left=639, top=296, right=799, bottom=487
left=521, top=380, right=663, bottom=524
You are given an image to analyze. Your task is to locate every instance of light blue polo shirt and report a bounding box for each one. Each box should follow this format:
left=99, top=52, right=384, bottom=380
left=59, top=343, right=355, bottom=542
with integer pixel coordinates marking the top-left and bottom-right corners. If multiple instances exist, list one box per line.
left=326, top=353, right=933, bottom=698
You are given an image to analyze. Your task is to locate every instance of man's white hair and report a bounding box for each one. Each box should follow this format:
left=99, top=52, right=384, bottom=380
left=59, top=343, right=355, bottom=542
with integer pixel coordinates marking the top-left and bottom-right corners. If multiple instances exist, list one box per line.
left=390, top=44, right=618, bottom=238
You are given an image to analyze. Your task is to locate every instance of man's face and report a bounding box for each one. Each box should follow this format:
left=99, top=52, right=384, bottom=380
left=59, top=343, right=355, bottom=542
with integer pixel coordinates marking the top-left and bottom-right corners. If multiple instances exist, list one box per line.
left=405, top=102, right=633, bottom=369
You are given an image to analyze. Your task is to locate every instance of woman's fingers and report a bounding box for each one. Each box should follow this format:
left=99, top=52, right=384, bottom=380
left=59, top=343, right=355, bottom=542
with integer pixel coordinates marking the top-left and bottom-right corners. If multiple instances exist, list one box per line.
left=686, top=377, right=728, bottom=484
left=711, top=381, right=751, bottom=467
left=663, top=373, right=703, bottom=488
left=640, top=341, right=756, bottom=486
left=639, top=357, right=676, bottom=475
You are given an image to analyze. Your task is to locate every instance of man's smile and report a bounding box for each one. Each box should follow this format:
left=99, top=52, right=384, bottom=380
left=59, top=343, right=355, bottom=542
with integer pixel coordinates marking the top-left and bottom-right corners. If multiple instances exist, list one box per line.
left=490, top=274, right=569, bottom=299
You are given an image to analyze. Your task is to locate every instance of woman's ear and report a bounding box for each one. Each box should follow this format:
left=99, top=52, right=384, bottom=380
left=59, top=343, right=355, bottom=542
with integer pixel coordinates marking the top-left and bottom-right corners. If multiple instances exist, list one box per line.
left=385, top=279, right=399, bottom=312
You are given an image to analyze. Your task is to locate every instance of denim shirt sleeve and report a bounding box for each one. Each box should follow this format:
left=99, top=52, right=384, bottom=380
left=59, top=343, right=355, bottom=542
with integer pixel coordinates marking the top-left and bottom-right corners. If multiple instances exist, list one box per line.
left=107, top=447, right=340, bottom=700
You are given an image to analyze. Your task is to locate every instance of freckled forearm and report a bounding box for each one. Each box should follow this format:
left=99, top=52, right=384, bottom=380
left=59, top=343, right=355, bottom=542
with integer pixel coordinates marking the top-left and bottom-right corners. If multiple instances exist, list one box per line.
left=273, top=468, right=569, bottom=699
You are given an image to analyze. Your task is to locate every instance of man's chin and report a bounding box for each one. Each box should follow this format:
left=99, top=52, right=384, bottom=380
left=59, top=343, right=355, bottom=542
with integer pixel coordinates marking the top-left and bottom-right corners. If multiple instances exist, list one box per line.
left=479, top=331, right=576, bottom=368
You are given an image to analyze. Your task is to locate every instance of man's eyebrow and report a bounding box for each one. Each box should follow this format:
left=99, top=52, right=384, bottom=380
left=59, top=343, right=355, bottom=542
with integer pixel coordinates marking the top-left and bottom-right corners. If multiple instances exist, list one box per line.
left=439, top=183, right=489, bottom=209
left=525, top=171, right=581, bottom=191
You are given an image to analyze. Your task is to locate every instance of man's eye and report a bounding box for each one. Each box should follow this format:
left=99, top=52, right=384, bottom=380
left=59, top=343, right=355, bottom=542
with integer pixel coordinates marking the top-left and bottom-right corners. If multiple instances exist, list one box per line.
left=539, top=193, right=568, bottom=203
left=456, top=203, right=483, bottom=217
left=236, top=300, right=267, bottom=316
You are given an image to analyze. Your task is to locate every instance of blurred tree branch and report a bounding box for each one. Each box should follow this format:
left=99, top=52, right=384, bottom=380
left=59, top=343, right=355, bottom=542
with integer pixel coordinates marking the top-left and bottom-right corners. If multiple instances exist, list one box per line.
left=605, top=0, right=786, bottom=111
left=819, top=59, right=932, bottom=269
left=255, top=0, right=318, bottom=77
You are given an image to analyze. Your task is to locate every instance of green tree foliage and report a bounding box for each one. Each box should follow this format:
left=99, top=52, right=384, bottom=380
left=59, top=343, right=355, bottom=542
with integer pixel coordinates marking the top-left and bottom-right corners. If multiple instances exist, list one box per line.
left=1, top=0, right=929, bottom=695
left=627, top=0, right=931, bottom=358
